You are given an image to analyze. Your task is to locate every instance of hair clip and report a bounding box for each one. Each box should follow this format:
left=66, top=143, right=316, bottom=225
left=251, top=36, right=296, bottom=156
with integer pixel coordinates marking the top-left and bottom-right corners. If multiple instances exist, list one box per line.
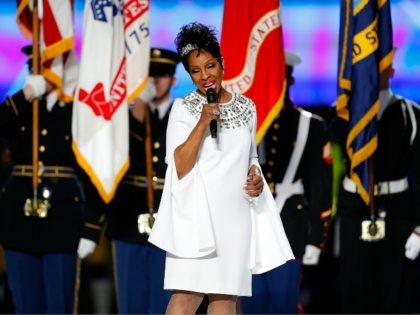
left=180, top=44, right=198, bottom=57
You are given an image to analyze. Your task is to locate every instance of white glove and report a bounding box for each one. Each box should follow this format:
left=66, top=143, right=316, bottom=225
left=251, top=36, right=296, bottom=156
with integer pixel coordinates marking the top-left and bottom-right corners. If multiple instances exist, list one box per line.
left=302, top=244, right=321, bottom=265
left=137, top=77, right=156, bottom=104
left=77, top=238, right=96, bottom=259
left=25, top=75, right=46, bottom=100
left=405, top=231, right=420, bottom=260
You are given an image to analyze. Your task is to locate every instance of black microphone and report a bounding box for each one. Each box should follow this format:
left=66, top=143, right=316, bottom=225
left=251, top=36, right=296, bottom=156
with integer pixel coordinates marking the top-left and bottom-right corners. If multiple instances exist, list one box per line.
left=206, top=88, right=218, bottom=138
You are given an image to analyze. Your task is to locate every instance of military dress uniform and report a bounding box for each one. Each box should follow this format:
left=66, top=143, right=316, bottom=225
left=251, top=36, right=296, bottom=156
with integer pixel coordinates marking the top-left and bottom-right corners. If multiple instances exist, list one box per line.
left=331, top=91, right=420, bottom=313
left=0, top=91, right=103, bottom=314
left=241, top=101, right=332, bottom=314
left=106, top=105, right=172, bottom=314
left=241, top=52, right=332, bottom=314
left=105, top=48, right=178, bottom=314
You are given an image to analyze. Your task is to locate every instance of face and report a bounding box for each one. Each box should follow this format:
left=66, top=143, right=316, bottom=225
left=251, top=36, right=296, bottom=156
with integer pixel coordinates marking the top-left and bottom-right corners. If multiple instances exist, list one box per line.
left=286, top=67, right=295, bottom=87
left=187, top=50, right=223, bottom=95
left=152, top=75, right=176, bottom=104
left=379, top=65, right=395, bottom=90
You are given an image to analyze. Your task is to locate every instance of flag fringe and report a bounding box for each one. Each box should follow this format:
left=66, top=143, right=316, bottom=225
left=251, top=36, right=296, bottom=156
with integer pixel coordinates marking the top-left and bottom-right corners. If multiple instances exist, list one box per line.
left=72, top=141, right=130, bottom=204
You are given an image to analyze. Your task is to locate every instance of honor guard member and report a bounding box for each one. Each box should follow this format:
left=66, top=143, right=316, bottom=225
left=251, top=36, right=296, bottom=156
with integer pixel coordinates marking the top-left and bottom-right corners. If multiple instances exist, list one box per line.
left=241, top=52, right=332, bottom=314
left=0, top=46, right=103, bottom=314
left=331, top=53, right=420, bottom=313
left=105, top=48, right=179, bottom=314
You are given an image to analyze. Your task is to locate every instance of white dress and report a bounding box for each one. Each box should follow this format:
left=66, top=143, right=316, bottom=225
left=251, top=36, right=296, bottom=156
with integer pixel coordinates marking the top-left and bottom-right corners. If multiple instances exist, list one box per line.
left=149, top=91, right=294, bottom=296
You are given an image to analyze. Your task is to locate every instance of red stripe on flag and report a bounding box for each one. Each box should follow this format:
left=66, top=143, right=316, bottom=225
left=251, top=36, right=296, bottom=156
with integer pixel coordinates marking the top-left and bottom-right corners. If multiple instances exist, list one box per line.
left=16, top=0, right=33, bottom=39
left=42, top=1, right=62, bottom=47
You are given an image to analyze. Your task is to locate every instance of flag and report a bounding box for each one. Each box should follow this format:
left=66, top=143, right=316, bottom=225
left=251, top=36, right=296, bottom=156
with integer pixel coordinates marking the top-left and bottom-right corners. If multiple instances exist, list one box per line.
left=72, top=0, right=150, bottom=203
left=16, top=0, right=78, bottom=101
left=337, top=0, right=393, bottom=204
left=220, top=0, right=287, bottom=143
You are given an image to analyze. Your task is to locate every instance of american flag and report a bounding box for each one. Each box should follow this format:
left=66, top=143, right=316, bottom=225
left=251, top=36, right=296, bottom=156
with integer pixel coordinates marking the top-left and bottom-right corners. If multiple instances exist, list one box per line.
left=16, top=0, right=78, bottom=101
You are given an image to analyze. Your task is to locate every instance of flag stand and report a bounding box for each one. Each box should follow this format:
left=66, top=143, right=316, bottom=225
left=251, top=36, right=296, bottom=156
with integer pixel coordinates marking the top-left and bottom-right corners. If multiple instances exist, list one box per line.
left=366, top=157, right=380, bottom=236
left=144, top=108, right=156, bottom=229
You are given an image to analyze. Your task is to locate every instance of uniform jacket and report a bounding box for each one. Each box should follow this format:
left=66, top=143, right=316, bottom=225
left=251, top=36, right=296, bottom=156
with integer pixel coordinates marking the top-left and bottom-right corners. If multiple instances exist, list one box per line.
left=0, top=91, right=103, bottom=254
left=106, top=106, right=171, bottom=244
left=331, top=94, right=420, bottom=225
left=261, top=104, right=332, bottom=258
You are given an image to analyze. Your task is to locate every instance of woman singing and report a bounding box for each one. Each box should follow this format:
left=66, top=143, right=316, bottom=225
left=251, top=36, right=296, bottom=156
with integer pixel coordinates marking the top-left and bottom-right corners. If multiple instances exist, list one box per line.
left=149, top=22, right=294, bottom=315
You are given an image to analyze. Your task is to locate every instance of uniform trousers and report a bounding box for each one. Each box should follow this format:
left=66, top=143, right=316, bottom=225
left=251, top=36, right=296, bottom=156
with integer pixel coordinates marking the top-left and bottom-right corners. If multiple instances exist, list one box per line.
left=339, top=191, right=415, bottom=313
left=340, top=214, right=415, bottom=313
left=113, top=240, right=171, bottom=314
left=4, top=250, right=77, bottom=314
left=241, top=260, right=301, bottom=314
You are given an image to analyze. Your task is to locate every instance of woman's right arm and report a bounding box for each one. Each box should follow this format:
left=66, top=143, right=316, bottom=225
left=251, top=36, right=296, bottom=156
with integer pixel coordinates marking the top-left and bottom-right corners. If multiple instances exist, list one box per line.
left=173, top=121, right=207, bottom=179
left=171, top=100, right=220, bottom=179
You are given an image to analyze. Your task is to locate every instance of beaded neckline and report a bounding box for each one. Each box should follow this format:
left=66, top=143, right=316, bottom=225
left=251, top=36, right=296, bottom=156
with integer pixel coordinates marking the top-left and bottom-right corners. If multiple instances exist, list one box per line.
left=182, top=91, right=255, bottom=129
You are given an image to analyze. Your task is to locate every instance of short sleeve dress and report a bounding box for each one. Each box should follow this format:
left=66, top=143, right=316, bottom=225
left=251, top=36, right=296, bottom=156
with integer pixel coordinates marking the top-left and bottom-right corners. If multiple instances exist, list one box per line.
left=149, top=91, right=294, bottom=296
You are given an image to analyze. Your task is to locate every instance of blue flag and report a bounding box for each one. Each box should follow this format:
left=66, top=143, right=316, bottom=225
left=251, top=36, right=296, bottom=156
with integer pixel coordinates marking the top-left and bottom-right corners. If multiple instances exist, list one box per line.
left=337, top=0, right=394, bottom=205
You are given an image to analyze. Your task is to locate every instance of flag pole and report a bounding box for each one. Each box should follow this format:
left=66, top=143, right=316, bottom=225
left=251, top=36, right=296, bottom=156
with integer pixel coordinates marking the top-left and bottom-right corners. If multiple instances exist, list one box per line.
left=368, top=156, right=375, bottom=215
left=31, top=0, right=40, bottom=204
left=144, top=108, right=155, bottom=226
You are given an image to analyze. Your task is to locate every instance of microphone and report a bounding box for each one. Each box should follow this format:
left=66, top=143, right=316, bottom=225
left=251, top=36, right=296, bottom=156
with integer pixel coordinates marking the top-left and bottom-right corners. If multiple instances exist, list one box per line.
left=206, top=88, right=218, bottom=138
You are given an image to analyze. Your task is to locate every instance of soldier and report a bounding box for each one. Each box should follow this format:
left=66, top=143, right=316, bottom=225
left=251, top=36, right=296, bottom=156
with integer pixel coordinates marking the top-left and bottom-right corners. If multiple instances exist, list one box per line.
left=331, top=54, right=420, bottom=313
left=0, top=137, right=13, bottom=313
left=0, top=46, right=103, bottom=314
left=240, top=52, right=332, bottom=314
left=105, top=48, right=179, bottom=314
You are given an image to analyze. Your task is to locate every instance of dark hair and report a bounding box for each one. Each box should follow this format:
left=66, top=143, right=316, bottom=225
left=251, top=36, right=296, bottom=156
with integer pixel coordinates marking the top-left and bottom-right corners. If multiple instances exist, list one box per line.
left=174, top=22, right=223, bottom=72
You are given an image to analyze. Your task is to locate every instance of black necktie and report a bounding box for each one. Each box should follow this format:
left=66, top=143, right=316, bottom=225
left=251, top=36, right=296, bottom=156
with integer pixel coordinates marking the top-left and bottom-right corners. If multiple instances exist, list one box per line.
left=152, top=109, right=159, bottom=122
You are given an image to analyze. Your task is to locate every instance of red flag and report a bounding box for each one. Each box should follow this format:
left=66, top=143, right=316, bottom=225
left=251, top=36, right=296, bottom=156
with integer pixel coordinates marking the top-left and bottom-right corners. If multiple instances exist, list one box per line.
left=221, top=0, right=286, bottom=143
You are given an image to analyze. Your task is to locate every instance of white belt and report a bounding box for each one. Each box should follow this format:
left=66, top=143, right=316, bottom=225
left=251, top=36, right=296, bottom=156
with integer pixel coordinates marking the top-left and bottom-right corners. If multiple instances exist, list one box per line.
left=275, top=180, right=304, bottom=196
left=342, top=176, right=408, bottom=195
left=274, top=180, right=304, bottom=214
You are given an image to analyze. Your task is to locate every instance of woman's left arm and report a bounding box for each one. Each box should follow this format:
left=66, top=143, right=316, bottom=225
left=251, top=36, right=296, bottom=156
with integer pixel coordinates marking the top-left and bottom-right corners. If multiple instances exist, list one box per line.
left=244, top=101, right=263, bottom=197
